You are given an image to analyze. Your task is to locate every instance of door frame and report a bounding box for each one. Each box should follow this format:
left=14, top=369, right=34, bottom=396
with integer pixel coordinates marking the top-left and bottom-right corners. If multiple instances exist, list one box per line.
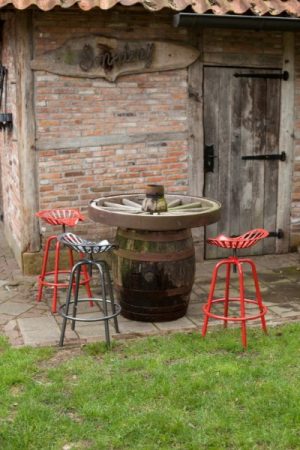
left=187, top=32, right=295, bottom=259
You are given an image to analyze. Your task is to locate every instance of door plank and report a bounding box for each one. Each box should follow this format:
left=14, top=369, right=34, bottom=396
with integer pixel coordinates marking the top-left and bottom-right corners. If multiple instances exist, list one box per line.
left=204, top=67, right=221, bottom=259
left=230, top=69, right=242, bottom=239
left=215, top=68, right=233, bottom=258
left=263, top=76, right=281, bottom=254
left=239, top=74, right=254, bottom=239
left=248, top=73, right=266, bottom=255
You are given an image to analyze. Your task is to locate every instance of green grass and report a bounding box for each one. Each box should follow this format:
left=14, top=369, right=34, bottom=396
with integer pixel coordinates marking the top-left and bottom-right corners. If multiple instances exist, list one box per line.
left=0, top=324, right=300, bottom=449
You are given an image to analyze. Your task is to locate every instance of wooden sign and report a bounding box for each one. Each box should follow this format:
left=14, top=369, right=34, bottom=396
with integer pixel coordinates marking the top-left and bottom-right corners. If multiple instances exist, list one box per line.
left=31, top=36, right=200, bottom=81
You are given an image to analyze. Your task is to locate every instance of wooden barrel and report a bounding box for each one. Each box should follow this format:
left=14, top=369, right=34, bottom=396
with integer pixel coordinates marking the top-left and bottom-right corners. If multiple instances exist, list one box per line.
left=113, top=227, right=195, bottom=322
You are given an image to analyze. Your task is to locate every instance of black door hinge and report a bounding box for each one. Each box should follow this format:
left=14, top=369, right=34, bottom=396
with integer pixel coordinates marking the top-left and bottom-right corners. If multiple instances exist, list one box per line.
left=268, top=229, right=284, bottom=239
left=234, top=71, right=289, bottom=80
left=242, top=152, right=286, bottom=162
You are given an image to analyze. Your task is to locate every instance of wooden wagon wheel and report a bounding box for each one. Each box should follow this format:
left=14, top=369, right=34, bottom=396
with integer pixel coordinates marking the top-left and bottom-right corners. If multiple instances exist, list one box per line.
left=89, top=194, right=221, bottom=231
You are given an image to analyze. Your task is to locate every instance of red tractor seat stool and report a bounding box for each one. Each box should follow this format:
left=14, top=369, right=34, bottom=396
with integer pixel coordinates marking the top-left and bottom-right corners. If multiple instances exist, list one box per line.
left=202, top=229, right=269, bottom=348
left=36, top=209, right=92, bottom=313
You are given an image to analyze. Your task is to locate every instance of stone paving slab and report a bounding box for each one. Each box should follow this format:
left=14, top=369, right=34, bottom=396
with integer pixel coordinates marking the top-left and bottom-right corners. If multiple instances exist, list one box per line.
left=18, top=316, right=61, bottom=346
left=73, top=322, right=108, bottom=341
left=4, top=319, right=24, bottom=347
left=153, top=316, right=197, bottom=332
left=0, top=301, right=33, bottom=316
left=117, top=317, right=158, bottom=335
left=186, top=302, right=202, bottom=316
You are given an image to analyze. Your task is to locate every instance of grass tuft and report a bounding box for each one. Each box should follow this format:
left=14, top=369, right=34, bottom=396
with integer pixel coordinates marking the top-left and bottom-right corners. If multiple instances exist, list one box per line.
left=82, top=340, right=120, bottom=356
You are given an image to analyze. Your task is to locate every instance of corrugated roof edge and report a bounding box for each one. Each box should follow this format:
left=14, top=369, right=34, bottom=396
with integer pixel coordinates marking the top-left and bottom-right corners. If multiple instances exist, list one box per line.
left=0, top=0, right=299, bottom=16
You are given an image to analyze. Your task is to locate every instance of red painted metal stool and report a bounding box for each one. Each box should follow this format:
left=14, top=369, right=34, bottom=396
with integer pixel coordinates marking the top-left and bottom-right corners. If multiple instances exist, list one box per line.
left=202, top=229, right=269, bottom=348
left=36, top=209, right=92, bottom=313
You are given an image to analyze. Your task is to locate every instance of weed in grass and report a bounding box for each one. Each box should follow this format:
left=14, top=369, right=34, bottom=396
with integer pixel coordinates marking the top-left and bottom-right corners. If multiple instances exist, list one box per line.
left=82, top=340, right=120, bottom=356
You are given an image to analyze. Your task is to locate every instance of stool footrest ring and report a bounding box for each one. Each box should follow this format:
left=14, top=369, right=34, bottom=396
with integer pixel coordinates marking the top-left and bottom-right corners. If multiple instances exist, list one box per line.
left=203, top=298, right=267, bottom=322
left=38, top=270, right=91, bottom=289
left=59, top=298, right=121, bottom=322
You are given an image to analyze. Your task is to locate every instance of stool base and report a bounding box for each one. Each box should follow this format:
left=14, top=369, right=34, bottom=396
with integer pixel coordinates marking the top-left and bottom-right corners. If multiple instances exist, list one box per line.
left=202, top=256, right=268, bottom=348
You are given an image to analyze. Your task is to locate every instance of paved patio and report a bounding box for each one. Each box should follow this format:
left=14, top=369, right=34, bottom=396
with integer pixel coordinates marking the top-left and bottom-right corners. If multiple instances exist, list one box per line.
left=0, top=223, right=299, bottom=347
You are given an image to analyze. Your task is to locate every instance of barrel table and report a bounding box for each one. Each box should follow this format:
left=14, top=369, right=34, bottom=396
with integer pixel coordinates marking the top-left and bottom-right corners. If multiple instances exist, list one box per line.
left=89, top=192, right=221, bottom=322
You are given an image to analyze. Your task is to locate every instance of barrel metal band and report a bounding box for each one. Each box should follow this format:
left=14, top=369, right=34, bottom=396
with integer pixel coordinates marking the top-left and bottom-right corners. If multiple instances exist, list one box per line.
left=117, top=228, right=191, bottom=242
left=114, top=247, right=195, bottom=262
left=115, top=285, right=193, bottom=297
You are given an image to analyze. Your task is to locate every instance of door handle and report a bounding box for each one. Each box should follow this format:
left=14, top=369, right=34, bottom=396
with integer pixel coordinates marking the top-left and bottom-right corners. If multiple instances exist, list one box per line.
left=204, top=144, right=217, bottom=172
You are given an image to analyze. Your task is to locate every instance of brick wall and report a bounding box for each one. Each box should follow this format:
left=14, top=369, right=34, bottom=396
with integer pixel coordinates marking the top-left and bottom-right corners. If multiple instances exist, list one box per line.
left=34, top=9, right=191, bottom=239
left=203, top=28, right=283, bottom=59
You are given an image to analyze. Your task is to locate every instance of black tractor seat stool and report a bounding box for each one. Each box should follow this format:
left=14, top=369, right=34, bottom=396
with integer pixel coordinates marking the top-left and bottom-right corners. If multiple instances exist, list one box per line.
left=57, top=232, right=121, bottom=347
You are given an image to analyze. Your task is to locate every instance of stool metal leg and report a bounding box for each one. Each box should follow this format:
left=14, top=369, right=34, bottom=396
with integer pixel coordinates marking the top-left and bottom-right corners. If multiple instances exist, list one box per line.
left=101, top=261, right=120, bottom=334
left=68, top=247, right=77, bottom=299
left=95, top=262, right=110, bottom=346
left=202, top=259, right=225, bottom=337
left=68, top=246, right=75, bottom=269
left=237, top=261, right=247, bottom=348
left=71, top=263, right=82, bottom=331
left=59, top=263, right=78, bottom=347
left=242, top=258, right=268, bottom=334
left=83, top=265, right=93, bottom=302
left=52, top=239, right=61, bottom=313
left=224, top=261, right=231, bottom=328
left=68, top=249, right=93, bottom=305
left=81, top=253, right=93, bottom=303
left=37, top=235, right=56, bottom=303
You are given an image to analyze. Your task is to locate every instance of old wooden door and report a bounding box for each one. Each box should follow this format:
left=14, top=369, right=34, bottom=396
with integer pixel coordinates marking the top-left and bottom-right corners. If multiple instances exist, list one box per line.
left=204, top=66, right=284, bottom=258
